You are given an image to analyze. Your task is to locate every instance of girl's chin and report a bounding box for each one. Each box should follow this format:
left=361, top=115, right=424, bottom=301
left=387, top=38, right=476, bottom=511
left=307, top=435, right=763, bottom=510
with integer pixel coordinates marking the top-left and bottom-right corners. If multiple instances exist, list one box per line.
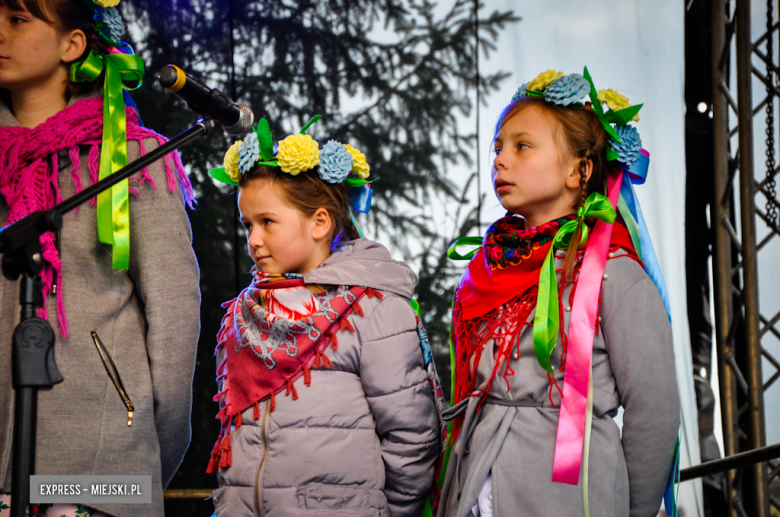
left=500, top=199, right=525, bottom=215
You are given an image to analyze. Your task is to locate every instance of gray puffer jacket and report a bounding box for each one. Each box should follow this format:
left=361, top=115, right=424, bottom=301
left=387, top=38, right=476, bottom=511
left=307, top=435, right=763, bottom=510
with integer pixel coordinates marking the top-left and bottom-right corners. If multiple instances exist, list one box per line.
left=212, top=238, right=440, bottom=517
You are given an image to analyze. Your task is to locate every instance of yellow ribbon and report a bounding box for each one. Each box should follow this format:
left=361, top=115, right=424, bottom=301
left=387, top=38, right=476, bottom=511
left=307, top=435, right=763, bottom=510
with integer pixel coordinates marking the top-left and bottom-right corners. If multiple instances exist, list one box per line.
left=70, top=49, right=144, bottom=269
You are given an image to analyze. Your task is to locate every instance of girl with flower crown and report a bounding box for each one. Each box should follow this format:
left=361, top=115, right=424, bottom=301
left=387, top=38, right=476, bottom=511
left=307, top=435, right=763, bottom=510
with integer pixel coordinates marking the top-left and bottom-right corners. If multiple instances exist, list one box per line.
left=437, top=69, right=680, bottom=517
left=0, top=1, right=199, bottom=516
left=206, top=117, right=444, bottom=517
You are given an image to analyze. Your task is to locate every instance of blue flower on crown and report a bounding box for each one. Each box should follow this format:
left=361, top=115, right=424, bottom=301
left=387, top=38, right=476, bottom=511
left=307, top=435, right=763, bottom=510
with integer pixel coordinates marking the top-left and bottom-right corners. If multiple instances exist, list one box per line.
left=97, top=7, right=124, bottom=42
left=239, top=132, right=260, bottom=174
left=544, top=74, right=590, bottom=106
left=511, top=82, right=528, bottom=101
left=318, top=140, right=353, bottom=183
left=609, top=124, right=642, bottom=166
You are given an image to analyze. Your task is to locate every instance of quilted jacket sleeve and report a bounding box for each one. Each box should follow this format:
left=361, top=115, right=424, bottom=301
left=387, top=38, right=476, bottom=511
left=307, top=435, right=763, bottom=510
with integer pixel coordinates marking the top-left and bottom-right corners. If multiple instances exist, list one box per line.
left=358, top=293, right=440, bottom=517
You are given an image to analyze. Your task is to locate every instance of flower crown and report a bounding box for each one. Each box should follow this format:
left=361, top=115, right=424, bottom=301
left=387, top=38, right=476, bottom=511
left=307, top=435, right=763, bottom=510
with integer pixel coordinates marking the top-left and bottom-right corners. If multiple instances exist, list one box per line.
left=512, top=67, right=644, bottom=168
left=209, top=115, right=376, bottom=213
left=79, top=0, right=124, bottom=44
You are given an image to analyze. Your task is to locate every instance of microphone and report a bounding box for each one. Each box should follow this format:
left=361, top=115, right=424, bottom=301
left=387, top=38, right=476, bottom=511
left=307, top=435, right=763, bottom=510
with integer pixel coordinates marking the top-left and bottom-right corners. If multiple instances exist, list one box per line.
left=158, top=65, right=253, bottom=137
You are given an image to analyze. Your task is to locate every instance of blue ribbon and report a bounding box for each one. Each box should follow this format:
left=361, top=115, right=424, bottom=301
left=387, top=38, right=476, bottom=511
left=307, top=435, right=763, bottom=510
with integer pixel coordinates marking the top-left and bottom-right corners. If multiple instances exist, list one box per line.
left=621, top=178, right=672, bottom=320
left=663, top=434, right=681, bottom=516
left=122, top=91, right=143, bottom=127
left=626, top=150, right=650, bottom=184
left=617, top=150, right=676, bottom=515
left=350, top=185, right=373, bottom=213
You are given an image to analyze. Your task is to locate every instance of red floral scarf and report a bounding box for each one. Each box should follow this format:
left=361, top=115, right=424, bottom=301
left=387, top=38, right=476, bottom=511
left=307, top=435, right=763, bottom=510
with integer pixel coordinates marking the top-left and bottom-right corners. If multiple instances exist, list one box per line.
left=207, top=271, right=383, bottom=473
left=449, top=214, right=639, bottom=442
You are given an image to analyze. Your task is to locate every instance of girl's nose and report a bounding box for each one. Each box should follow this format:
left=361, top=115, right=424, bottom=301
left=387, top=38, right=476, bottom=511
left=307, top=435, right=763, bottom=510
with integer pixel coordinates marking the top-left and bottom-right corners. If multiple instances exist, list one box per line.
left=247, top=229, right=264, bottom=250
left=493, top=150, right=506, bottom=170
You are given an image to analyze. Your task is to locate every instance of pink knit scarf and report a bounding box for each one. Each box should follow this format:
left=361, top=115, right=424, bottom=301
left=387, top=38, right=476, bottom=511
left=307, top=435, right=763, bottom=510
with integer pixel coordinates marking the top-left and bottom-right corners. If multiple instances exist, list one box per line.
left=0, top=97, right=195, bottom=338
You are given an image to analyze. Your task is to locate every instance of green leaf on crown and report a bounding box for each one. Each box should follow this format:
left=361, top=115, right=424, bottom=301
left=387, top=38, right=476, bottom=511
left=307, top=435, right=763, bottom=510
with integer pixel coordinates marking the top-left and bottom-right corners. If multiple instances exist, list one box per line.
left=605, top=104, right=643, bottom=125
left=208, top=167, right=239, bottom=186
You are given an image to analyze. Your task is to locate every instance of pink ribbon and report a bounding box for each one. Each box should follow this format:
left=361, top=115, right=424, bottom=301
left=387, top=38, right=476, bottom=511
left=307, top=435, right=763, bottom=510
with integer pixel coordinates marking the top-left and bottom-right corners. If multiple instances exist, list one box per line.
left=551, top=169, right=624, bottom=484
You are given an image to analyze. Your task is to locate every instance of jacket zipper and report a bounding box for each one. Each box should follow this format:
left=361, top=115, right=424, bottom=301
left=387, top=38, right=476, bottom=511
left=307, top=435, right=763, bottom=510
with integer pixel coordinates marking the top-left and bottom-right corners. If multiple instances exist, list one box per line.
left=91, top=331, right=134, bottom=425
left=254, top=399, right=271, bottom=517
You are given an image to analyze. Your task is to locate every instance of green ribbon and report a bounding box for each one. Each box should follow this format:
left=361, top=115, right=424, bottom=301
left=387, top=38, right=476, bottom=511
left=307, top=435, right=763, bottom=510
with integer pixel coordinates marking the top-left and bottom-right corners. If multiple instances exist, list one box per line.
left=531, top=192, right=616, bottom=374
left=582, top=67, right=621, bottom=145
left=344, top=176, right=378, bottom=188
left=617, top=194, right=643, bottom=260
left=447, top=236, right=482, bottom=261
left=70, top=49, right=144, bottom=269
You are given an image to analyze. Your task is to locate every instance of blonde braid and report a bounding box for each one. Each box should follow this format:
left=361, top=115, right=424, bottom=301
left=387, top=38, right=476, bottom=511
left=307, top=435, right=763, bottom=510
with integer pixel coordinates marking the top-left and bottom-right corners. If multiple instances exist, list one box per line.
left=579, top=156, right=588, bottom=208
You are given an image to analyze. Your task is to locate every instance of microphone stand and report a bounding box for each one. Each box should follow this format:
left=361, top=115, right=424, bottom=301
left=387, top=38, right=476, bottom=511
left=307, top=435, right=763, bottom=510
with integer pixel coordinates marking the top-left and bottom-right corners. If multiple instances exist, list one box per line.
left=3, top=118, right=215, bottom=517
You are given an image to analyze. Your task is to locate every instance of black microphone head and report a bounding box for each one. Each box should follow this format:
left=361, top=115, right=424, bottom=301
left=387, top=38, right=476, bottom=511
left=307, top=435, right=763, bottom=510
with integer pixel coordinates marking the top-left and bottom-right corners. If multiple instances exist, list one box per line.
left=158, top=65, right=185, bottom=91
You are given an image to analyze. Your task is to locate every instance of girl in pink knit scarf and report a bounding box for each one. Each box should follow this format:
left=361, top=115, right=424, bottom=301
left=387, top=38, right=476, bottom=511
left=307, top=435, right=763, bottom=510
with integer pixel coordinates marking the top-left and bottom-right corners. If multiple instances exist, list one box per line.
left=0, top=1, right=199, bottom=517
left=0, top=0, right=193, bottom=336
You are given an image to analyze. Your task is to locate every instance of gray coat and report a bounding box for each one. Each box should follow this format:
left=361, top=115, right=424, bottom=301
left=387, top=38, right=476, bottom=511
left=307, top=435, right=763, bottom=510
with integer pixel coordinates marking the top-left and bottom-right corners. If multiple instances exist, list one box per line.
left=0, top=96, right=201, bottom=517
left=212, top=238, right=440, bottom=517
left=439, top=252, right=680, bottom=517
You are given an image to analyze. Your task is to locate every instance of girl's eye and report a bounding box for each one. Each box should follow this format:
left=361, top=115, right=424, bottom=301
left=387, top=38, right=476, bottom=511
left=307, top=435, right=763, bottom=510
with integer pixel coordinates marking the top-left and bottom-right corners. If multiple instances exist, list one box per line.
left=493, top=147, right=502, bottom=155
left=11, top=16, right=27, bottom=24
left=517, top=143, right=529, bottom=151
left=242, top=222, right=251, bottom=232
left=263, top=218, right=273, bottom=226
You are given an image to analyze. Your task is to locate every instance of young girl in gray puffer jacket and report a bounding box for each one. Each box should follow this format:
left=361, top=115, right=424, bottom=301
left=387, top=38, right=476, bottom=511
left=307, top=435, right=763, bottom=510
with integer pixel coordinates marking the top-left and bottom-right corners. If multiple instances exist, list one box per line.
left=207, top=116, right=444, bottom=517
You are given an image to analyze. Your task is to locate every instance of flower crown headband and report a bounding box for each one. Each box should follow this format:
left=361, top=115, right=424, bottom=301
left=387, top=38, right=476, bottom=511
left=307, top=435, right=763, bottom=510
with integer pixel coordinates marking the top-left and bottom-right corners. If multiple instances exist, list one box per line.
left=77, top=0, right=124, bottom=45
left=513, top=67, right=645, bottom=169
left=209, top=115, right=376, bottom=215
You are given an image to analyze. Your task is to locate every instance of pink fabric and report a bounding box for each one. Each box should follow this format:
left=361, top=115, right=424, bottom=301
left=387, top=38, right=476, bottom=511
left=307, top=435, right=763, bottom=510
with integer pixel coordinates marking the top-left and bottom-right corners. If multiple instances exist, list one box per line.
left=551, top=169, right=624, bottom=485
left=68, top=146, right=82, bottom=215
left=0, top=97, right=195, bottom=338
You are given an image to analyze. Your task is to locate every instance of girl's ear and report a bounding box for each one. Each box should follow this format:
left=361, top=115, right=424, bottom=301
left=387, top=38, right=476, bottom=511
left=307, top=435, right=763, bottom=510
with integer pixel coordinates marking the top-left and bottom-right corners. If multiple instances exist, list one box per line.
left=564, top=156, right=593, bottom=189
left=311, top=208, right=333, bottom=242
left=61, top=29, right=87, bottom=65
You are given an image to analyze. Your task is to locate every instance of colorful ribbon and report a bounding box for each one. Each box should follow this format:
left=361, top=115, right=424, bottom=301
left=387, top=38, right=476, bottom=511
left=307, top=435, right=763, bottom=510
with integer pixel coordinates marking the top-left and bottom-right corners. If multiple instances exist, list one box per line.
left=349, top=184, right=373, bottom=213
left=70, top=49, right=144, bottom=269
left=551, top=170, right=623, bottom=485
left=532, top=192, right=617, bottom=374
left=615, top=150, right=671, bottom=320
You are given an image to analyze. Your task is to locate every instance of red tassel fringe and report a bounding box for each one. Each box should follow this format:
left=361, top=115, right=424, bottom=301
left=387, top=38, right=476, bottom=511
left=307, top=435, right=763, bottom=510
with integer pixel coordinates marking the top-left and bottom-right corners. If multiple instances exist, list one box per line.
left=449, top=286, right=537, bottom=444
left=339, top=317, right=355, bottom=332
left=286, top=378, right=299, bottom=400
left=366, top=288, right=384, bottom=300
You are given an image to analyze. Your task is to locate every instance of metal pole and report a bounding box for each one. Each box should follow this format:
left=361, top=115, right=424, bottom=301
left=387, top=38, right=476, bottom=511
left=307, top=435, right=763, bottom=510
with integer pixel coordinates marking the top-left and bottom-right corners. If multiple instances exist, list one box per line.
left=711, top=0, right=740, bottom=512
left=735, top=0, right=769, bottom=514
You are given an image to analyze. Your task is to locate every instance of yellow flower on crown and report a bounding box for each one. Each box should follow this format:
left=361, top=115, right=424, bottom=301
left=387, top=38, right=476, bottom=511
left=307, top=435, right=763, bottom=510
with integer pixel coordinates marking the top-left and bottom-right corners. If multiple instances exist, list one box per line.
left=276, top=134, right=321, bottom=175
left=597, top=89, right=640, bottom=121
left=526, top=70, right=564, bottom=92
left=345, top=144, right=370, bottom=179
left=224, top=141, right=242, bottom=183
left=95, top=0, right=121, bottom=7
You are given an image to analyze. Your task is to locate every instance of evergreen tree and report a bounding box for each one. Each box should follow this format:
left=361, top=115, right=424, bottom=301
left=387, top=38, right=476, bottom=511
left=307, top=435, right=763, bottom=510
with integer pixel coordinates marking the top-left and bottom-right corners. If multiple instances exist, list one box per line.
left=120, top=0, right=516, bottom=511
